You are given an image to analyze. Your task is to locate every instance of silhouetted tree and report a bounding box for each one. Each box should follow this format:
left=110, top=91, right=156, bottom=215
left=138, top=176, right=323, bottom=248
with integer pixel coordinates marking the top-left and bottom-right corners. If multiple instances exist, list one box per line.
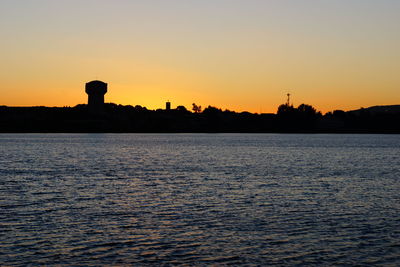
left=176, top=105, right=189, bottom=113
left=202, top=106, right=222, bottom=115
left=277, top=104, right=296, bottom=115
left=276, top=103, right=321, bottom=131
left=192, top=103, right=202, bottom=113
left=297, top=104, right=316, bottom=116
left=133, top=105, right=147, bottom=112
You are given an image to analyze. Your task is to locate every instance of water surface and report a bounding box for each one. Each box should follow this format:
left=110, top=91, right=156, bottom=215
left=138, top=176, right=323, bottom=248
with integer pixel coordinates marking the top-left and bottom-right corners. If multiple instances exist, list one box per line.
left=1, top=134, right=399, bottom=265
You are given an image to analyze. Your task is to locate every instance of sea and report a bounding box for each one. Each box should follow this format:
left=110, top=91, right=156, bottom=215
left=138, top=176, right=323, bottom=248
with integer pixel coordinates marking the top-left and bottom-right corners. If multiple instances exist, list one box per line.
left=0, top=134, right=399, bottom=266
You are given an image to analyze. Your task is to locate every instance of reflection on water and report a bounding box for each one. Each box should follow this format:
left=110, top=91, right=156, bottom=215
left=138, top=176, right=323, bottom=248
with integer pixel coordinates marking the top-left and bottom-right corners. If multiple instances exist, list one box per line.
left=0, top=134, right=399, bottom=265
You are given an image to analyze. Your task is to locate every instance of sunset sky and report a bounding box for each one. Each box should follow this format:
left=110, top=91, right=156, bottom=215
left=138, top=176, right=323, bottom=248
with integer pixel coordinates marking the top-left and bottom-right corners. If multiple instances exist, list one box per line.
left=1, top=0, right=399, bottom=113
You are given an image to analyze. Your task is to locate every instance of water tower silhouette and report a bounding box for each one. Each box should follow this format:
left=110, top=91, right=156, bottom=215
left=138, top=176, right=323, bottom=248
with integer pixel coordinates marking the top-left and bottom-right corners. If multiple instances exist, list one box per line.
left=85, top=80, right=107, bottom=113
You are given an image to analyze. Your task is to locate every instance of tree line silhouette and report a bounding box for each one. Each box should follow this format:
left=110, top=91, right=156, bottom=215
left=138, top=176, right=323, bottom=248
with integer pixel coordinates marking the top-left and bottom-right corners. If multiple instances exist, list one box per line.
left=0, top=102, right=399, bottom=133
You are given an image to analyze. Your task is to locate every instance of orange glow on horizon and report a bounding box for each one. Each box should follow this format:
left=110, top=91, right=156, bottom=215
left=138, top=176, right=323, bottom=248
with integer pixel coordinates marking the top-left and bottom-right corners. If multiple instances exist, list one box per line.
left=2, top=80, right=399, bottom=114
left=0, top=1, right=399, bottom=114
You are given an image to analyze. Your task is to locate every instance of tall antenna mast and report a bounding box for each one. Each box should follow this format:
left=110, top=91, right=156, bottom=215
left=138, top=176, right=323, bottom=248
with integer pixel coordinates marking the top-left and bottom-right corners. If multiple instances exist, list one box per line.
left=286, top=93, right=291, bottom=106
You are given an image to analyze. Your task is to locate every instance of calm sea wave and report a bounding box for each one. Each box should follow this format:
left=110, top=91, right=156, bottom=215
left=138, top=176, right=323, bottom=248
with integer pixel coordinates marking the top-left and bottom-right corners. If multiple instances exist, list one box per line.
left=0, top=134, right=399, bottom=266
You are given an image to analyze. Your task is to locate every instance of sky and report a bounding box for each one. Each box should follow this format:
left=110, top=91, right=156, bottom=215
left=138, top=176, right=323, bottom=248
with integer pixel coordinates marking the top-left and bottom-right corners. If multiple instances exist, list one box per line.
left=0, top=0, right=399, bottom=113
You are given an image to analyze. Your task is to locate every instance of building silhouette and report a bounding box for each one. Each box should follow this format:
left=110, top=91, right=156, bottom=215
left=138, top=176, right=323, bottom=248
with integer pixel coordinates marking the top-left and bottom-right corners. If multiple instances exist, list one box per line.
left=166, top=101, right=171, bottom=111
left=85, top=80, right=107, bottom=113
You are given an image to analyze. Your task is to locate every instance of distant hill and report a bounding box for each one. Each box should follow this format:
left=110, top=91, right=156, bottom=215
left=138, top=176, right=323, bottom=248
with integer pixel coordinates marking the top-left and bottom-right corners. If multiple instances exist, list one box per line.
left=349, top=105, right=400, bottom=115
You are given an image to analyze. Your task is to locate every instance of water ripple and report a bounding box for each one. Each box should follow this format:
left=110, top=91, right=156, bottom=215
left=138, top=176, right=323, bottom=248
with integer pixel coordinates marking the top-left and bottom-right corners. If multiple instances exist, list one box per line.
left=0, top=134, right=399, bottom=265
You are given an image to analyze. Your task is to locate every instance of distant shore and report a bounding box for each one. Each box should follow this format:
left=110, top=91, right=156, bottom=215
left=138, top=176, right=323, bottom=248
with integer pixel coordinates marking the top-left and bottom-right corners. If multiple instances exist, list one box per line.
left=1, top=104, right=399, bottom=133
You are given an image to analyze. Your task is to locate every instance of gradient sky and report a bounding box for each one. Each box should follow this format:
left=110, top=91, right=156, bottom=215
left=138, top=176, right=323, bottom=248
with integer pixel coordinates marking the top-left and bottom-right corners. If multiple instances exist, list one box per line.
left=1, top=0, right=399, bottom=113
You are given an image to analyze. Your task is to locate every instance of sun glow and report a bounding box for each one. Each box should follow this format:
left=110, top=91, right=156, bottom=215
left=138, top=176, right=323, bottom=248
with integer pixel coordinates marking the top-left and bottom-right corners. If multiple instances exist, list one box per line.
left=0, top=1, right=399, bottom=113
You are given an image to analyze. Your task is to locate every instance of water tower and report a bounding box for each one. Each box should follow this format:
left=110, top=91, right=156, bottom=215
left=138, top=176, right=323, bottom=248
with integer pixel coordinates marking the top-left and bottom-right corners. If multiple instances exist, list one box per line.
left=85, top=80, right=107, bottom=113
